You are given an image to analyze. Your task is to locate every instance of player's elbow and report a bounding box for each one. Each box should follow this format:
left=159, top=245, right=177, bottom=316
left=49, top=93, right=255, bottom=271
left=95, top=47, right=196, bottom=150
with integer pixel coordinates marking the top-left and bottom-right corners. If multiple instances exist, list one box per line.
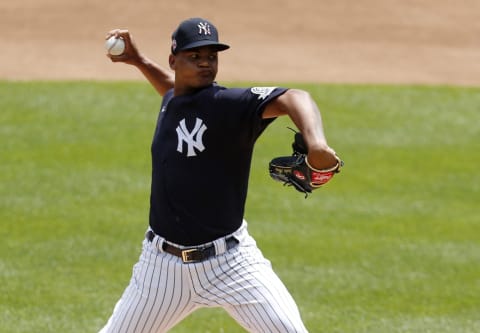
left=286, top=88, right=311, bottom=100
left=282, top=89, right=314, bottom=110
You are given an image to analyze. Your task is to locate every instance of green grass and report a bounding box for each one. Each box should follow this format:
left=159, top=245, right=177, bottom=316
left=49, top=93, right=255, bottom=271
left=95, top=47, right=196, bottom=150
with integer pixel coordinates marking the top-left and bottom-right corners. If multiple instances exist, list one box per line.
left=1, top=81, right=479, bottom=332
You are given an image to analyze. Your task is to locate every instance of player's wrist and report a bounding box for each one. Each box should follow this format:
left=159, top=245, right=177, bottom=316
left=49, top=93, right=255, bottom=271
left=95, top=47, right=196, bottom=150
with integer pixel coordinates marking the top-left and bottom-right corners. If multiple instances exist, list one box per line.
left=305, top=155, right=341, bottom=173
left=306, top=145, right=337, bottom=168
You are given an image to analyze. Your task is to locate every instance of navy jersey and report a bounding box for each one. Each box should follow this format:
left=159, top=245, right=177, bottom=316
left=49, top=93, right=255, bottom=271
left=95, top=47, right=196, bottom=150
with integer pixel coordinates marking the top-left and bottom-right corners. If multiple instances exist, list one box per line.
left=149, top=84, right=288, bottom=245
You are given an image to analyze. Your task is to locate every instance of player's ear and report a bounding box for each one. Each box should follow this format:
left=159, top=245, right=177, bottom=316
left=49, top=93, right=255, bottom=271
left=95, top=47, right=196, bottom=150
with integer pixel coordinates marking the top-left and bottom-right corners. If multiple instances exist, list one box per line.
left=169, top=54, right=176, bottom=70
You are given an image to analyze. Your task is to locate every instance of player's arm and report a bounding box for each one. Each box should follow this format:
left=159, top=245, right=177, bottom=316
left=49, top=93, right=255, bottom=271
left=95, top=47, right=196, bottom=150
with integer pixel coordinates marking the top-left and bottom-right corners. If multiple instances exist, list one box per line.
left=105, top=29, right=174, bottom=96
left=263, top=89, right=338, bottom=170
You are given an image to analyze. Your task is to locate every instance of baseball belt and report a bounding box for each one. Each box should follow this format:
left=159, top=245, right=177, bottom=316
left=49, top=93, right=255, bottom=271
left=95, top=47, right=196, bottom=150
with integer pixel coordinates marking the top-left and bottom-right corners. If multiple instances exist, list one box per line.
left=146, top=230, right=239, bottom=264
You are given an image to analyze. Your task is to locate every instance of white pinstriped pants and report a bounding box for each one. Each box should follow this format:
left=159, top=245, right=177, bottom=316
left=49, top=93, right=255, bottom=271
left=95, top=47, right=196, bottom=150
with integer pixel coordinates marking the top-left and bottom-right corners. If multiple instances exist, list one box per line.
left=99, top=222, right=308, bottom=332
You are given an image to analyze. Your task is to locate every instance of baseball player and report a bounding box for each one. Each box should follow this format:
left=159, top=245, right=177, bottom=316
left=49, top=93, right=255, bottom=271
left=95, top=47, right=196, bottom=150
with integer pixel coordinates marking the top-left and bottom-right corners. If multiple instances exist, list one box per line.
left=99, top=17, right=342, bottom=333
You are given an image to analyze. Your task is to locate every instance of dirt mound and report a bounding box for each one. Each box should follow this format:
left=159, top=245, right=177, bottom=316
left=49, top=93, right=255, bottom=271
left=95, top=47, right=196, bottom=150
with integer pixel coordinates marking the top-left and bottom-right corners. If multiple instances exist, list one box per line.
left=2, top=0, right=479, bottom=85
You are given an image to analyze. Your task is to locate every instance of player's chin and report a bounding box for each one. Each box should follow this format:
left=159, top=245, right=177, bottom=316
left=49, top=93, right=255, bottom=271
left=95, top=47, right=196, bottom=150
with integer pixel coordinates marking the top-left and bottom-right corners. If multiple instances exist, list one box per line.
left=195, top=74, right=216, bottom=87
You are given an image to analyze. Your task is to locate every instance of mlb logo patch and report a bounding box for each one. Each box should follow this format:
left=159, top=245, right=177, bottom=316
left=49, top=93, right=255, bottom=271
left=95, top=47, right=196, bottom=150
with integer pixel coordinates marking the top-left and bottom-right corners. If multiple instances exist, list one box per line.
left=251, top=87, right=277, bottom=100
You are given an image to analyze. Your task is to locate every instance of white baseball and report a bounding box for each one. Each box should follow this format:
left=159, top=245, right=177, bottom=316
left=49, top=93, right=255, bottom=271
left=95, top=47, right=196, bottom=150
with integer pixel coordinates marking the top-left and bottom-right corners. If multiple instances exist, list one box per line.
left=105, top=36, right=125, bottom=56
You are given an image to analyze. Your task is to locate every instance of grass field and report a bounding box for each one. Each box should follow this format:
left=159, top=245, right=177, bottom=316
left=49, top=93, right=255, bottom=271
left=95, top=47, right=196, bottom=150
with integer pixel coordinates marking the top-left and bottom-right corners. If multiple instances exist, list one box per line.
left=1, top=81, right=479, bottom=333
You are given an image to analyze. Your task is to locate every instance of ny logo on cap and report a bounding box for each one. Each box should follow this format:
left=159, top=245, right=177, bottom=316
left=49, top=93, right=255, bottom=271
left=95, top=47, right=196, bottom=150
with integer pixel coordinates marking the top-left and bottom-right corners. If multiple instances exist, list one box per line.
left=197, top=22, right=211, bottom=35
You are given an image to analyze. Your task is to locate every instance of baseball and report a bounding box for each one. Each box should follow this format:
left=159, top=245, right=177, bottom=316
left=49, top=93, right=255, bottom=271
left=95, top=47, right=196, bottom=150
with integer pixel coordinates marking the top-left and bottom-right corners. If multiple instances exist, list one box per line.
left=105, top=36, right=125, bottom=56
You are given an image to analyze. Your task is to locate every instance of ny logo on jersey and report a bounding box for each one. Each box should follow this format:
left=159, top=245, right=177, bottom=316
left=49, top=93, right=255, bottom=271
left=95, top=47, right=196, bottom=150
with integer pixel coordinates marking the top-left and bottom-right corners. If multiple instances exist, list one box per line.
left=197, top=22, right=211, bottom=35
left=176, top=118, right=207, bottom=157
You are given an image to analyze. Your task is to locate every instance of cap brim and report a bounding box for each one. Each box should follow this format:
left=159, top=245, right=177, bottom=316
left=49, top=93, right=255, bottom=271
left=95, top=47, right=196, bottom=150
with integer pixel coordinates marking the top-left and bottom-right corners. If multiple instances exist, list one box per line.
left=177, top=40, right=230, bottom=53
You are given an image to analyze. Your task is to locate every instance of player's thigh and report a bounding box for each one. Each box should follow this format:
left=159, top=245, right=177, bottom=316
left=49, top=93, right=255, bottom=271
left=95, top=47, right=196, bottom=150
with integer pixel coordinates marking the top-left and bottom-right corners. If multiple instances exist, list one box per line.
left=101, top=282, right=197, bottom=333
left=100, top=242, right=196, bottom=332
left=222, top=251, right=308, bottom=332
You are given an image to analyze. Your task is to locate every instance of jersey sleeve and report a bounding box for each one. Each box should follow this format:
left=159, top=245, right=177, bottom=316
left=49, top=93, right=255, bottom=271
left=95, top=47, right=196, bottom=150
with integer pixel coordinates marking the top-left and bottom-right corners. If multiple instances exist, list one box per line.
left=248, top=87, right=289, bottom=116
left=218, top=86, right=288, bottom=116
left=214, top=86, right=288, bottom=135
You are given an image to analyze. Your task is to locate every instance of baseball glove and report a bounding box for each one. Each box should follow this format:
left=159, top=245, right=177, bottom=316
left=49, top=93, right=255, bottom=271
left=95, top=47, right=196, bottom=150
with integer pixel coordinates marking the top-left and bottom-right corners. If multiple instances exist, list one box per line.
left=269, top=129, right=343, bottom=197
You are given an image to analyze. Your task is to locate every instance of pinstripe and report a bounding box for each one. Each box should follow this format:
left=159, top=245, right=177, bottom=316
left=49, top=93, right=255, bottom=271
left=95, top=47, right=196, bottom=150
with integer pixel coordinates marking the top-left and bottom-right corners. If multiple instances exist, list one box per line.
left=199, top=246, right=275, bottom=331
left=202, top=256, right=256, bottom=327
left=197, top=255, right=266, bottom=331
left=222, top=244, right=307, bottom=332
left=118, top=244, right=152, bottom=332
left=99, top=226, right=308, bottom=333
left=137, top=253, right=168, bottom=332
left=254, top=267, right=303, bottom=331
left=147, top=256, right=175, bottom=331
left=255, top=260, right=304, bottom=328
left=152, top=261, right=194, bottom=331
left=225, top=247, right=288, bottom=332
left=129, top=244, right=160, bottom=332
left=193, top=257, right=267, bottom=330
left=199, top=252, right=272, bottom=331
left=149, top=255, right=195, bottom=332
left=118, top=241, right=160, bottom=332
left=113, top=273, right=135, bottom=331
left=199, top=261, right=267, bottom=327
left=106, top=243, right=149, bottom=332
left=190, top=263, right=223, bottom=306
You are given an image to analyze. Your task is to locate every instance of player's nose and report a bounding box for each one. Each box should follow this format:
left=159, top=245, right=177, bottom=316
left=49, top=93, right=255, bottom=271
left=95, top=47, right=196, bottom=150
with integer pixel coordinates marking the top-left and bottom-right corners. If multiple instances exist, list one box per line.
left=197, top=58, right=211, bottom=67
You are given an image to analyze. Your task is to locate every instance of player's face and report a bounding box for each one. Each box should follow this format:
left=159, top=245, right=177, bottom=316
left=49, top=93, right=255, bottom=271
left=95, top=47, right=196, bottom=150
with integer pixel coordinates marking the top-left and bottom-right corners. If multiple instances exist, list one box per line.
left=170, top=46, right=219, bottom=93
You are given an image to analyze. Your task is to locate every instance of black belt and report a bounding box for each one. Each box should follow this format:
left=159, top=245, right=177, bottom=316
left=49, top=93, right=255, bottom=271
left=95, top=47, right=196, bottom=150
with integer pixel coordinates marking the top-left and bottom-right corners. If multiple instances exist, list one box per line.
left=146, top=230, right=239, bottom=264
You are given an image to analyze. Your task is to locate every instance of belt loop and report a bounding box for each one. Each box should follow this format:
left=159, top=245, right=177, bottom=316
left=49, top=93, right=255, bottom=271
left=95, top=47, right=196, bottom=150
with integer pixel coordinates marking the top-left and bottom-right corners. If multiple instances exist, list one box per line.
left=145, top=228, right=153, bottom=240
left=155, top=237, right=165, bottom=253
left=232, top=221, right=247, bottom=243
left=213, top=238, right=227, bottom=255
left=146, top=229, right=165, bottom=253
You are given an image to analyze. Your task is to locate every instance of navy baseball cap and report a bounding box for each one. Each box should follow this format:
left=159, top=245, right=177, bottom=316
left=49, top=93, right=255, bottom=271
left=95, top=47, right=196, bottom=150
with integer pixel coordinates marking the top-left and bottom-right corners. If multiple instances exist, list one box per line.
left=171, top=18, right=230, bottom=54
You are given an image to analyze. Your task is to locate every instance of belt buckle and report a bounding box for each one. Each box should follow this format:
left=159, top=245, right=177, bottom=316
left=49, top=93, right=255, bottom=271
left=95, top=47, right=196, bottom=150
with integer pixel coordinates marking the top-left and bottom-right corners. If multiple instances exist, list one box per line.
left=181, top=248, right=199, bottom=263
